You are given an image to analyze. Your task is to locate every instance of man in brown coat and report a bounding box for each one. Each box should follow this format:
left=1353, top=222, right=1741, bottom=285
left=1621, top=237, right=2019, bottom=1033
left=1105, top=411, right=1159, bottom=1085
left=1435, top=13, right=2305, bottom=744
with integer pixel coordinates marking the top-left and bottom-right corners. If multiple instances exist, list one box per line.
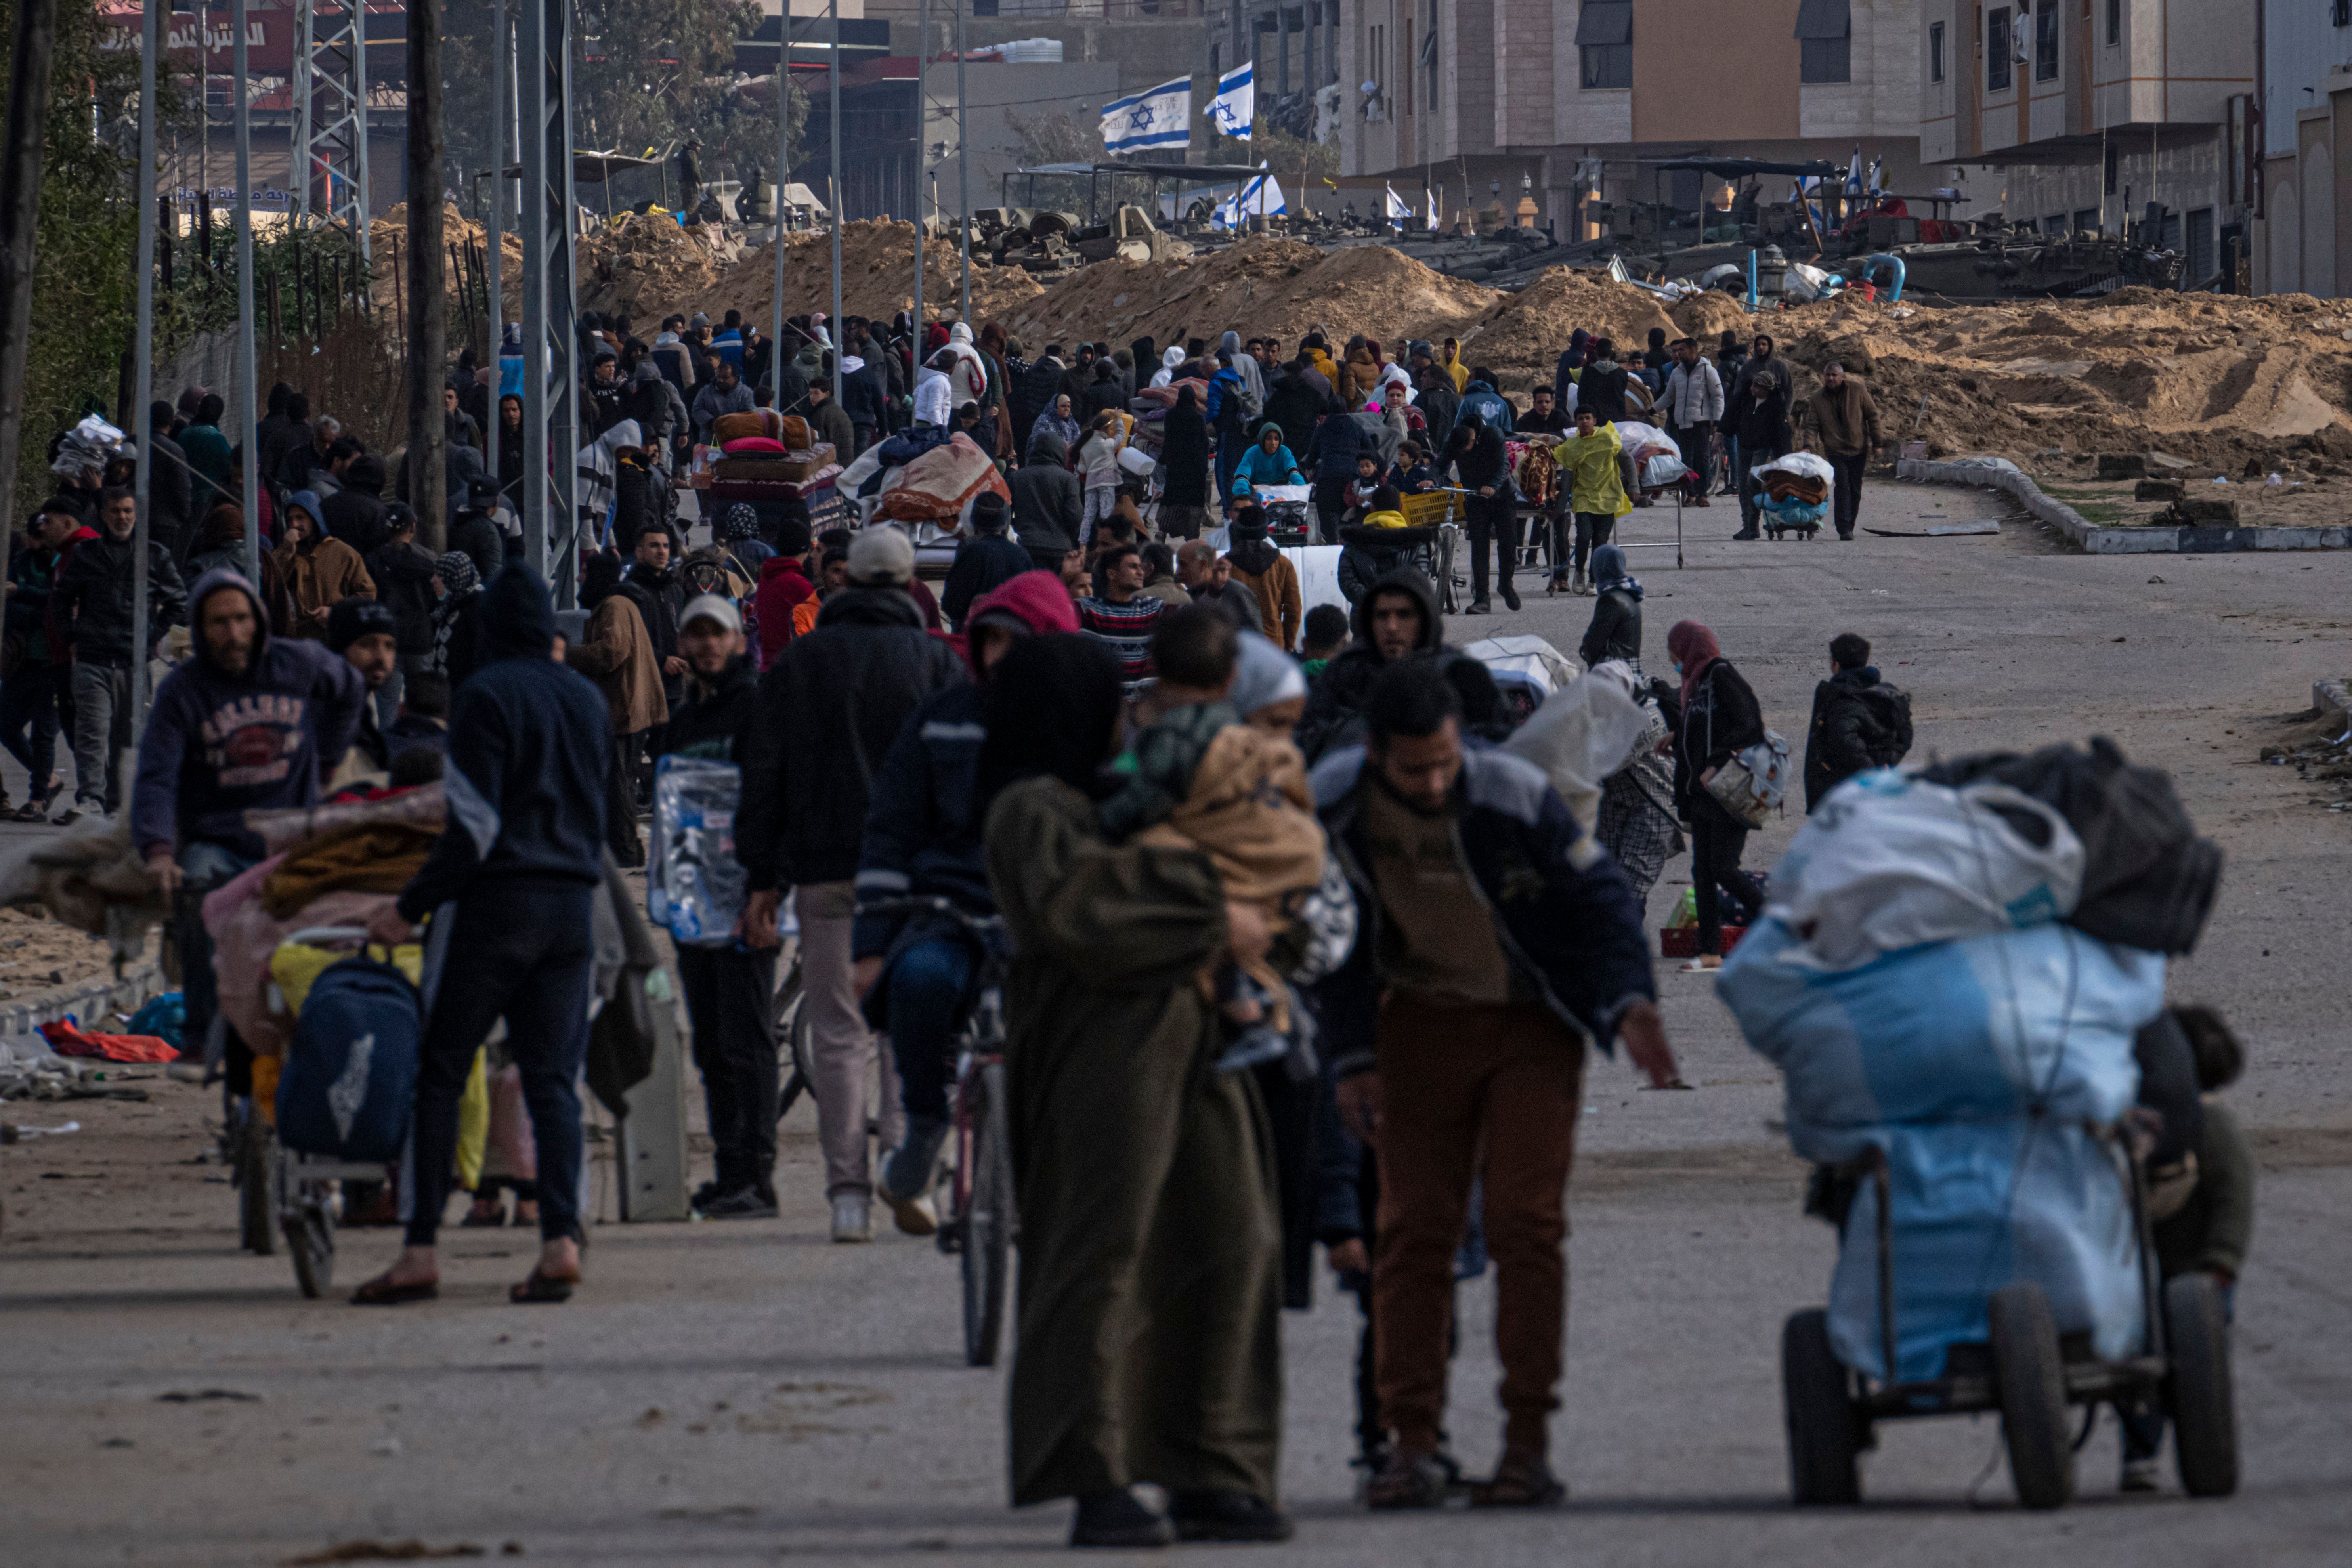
left=1802, top=361, right=1882, bottom=541
left=271, top=490, right=376, bottom=640
left=566, top=563, right=668, bottom=866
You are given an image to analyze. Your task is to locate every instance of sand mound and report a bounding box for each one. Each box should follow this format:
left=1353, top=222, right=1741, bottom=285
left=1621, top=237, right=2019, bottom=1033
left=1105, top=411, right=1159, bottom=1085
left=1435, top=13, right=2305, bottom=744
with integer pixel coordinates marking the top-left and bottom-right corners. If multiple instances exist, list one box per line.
left=577, top=213, right=734, bottom=319
left=1002, top=239, right=1497, bottom=357
left=1671, top=288, right=1754, bottom=343
left=1463, top=267, right=1678, bottom=378
left=664, top=220, right=1043, bottom=329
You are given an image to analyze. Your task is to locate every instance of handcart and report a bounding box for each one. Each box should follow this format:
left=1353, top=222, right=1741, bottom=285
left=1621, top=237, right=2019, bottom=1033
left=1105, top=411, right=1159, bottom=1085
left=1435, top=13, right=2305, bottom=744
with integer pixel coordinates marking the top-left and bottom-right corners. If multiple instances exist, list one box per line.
left=256, top=925, right=432, bottom=1299
left=1783, top=1134, right=2238, bottom=1509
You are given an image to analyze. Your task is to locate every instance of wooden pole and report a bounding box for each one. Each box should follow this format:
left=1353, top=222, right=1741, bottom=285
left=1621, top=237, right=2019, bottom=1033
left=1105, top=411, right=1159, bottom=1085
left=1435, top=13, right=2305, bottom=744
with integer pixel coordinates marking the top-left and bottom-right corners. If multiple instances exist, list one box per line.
left=407, top=0, right=446, bottom=549
left=0, top=0, right=61, bottom=538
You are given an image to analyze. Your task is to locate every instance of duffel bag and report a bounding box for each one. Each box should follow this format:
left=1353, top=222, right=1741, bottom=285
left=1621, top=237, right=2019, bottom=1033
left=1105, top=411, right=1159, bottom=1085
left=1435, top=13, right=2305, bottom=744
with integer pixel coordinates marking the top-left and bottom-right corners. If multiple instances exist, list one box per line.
left=275, top=953, right=422, bottom=1162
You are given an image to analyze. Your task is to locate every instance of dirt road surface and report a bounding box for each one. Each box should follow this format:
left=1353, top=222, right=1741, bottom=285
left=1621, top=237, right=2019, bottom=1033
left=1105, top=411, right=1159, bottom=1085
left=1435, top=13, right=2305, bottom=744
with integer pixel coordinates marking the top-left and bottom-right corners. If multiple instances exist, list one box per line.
left=4, top=479, right=2348, bottom=1566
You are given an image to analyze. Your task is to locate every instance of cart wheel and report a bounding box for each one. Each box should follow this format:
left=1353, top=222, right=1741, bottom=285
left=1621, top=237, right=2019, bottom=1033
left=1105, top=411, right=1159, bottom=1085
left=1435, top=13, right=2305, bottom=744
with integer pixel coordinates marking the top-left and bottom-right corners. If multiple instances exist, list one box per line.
left=960, top=1062, right=1013, bottom=1368
left=773, top=961, right=816, bottom=1119
left=238, top=1115, right=276, bottom=1257
left=285, top=1201, right=335, bottom=1299
left=1782, top=1309, right=1865, bottom=1505
left=2164, top=1273, right=2239, bottom=1497
left=1989, top=1282, right=2075, bottom=1509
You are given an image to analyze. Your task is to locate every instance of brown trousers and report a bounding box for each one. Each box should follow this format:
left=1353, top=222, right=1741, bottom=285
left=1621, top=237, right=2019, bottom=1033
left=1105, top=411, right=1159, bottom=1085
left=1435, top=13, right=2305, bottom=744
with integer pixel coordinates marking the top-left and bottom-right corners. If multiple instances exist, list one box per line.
left=1373, top=993, right=1586, bottom=1456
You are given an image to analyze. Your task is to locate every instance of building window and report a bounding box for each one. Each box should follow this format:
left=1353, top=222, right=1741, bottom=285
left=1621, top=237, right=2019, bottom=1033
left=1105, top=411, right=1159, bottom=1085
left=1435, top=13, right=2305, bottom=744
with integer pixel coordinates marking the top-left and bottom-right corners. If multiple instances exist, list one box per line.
left=2073, top=206, right=2100, bottom=233
left=1576, top=2, right=1632, bottom=90
left=1987, top=8, right=2012, bottom=93
left=2034, top=3, right=2058, bottom=80
left=2337, top=0, right=2350, bottom=29
left=1930, top=21, right=1944, bottom=82
left=1795, top=0, right=1850, bottom=83
left=2107, top=0, right=2120, bottom=44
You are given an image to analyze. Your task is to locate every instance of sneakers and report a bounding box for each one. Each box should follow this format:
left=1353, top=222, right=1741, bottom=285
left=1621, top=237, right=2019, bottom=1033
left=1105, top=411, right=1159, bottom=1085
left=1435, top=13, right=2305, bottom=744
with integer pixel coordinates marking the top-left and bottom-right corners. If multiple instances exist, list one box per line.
left=1731, top=528, right=1762, bottom=540
left=1168, top=1490, right=1294, bottom=1543
left=1498, top=579, right=1521, bottom=611
left=1465, top=595, right=1492, bottom=615
left=1070, top=1488, right=1175, bottom=1549
left=880, top=1115, right=950, bottom=1205
left=829, top=1191, right=872, bottom=1242
left=1365, top=1449, right=1450, bottom=1510
left=51, top=804, right=86, bottom=826
left=700, top=1186, right=779, bottom=1220
left=2120, top=1457, right=2161, bottom=1493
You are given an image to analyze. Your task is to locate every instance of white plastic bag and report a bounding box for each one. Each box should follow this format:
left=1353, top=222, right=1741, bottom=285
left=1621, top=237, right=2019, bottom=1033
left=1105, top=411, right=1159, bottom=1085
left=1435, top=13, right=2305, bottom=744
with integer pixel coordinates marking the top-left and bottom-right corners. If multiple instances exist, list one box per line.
left=1755, top=450, right=1835, bottom=485
left=649, top=756, right=748, bottom=948
left=1504, top=675, right=1649, bottom=835
left=1769, top=772, right=2085, bottom=969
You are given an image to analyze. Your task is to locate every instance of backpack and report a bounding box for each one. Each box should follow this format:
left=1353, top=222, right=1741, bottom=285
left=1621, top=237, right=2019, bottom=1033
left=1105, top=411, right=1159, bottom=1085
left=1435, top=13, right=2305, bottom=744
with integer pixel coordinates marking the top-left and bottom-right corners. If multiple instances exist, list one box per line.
left=275, top=954, right=422, bottom=1162
left=1857, top=682, right=1913, bottom=766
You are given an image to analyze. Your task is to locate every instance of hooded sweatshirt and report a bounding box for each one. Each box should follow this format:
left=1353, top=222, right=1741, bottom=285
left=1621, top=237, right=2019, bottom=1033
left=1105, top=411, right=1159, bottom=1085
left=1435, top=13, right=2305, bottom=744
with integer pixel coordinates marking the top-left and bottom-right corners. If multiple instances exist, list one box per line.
left=1294, top=566, right=1506, bottom=762
left=1150, top=344, right=1185, bottom=389
left=396, top=566, right=613, bottom=920
left=130, top=569, right=366, bottom=861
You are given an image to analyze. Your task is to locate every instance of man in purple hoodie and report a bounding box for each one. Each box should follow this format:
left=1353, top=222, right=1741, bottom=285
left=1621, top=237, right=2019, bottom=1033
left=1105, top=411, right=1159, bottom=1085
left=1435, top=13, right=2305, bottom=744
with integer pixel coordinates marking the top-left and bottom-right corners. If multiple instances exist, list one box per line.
left=131, top=568, right=365, bottom=1080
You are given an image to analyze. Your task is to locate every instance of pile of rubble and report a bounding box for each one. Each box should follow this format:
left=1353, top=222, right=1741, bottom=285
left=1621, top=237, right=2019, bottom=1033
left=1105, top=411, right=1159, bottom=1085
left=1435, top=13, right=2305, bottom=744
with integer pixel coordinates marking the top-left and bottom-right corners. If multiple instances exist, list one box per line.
left=671, top=219, right=1044, bottom=330
left=967, top=205, right=1193, bottom=274
left=577, top=212, right=735, bottom=319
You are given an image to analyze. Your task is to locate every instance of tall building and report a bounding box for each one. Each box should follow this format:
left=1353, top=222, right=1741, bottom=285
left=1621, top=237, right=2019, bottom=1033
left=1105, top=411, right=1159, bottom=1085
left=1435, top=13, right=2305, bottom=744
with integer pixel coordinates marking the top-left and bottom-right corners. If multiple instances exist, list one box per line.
left=1335, top=0, right=1930, bottom=233
left=2251, top=2, right=2352, bottom=298
left=1916, top=0, right=2253, bottom=285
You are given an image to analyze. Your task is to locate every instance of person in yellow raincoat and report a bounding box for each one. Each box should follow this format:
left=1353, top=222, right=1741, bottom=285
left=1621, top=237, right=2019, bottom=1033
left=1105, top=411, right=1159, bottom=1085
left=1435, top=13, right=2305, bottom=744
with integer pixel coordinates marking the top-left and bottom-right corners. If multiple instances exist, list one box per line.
left=1440, top=337, right=1471, bottom=394
left=1548, top=408, right=1639, bottom=596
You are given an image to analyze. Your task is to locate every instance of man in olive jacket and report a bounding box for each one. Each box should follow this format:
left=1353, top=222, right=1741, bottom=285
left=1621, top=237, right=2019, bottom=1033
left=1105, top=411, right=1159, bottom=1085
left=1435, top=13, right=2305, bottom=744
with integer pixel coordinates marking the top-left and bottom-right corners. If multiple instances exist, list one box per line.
left=1802, top=361, right=1882, bottom=540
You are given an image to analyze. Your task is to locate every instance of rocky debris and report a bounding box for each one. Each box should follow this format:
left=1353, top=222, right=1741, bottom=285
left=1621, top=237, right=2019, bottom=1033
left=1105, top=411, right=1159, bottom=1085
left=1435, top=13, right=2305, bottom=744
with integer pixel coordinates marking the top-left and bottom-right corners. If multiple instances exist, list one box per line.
left=577, top=213, right=731, bottom=319
left=2134, top=477, right=2185, bottom=501
left=2260, top=710, right=2352, bottom=815
left=670, top=218, right=1044, bottom=329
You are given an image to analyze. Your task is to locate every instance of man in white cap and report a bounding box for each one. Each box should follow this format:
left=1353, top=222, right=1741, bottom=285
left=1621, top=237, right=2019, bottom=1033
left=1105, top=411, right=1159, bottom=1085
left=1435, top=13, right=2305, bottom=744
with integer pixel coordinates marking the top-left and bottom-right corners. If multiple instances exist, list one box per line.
left=738, top=526, right=966, bottom=1240
left=658, top=593, right=779, bottom=1218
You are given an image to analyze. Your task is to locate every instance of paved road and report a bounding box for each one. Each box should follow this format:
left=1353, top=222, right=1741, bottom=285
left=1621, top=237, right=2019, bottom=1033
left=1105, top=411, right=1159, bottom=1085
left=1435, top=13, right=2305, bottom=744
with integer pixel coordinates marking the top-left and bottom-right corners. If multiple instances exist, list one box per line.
left=4, top=480, right=2350, bottom=1566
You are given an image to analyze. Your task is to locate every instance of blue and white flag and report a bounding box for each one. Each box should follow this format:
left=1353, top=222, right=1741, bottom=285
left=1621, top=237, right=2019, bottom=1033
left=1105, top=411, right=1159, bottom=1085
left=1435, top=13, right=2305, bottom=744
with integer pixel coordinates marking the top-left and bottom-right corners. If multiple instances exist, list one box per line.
left=1385, top=185, right=1412, bottom=222
left=1103, top=76, right=1193, bottom=155
left=1213, top=167, right=1288, bottom=228
left=1210, top=62, right=1254, bottom=141
left=1846, top=147, right=1865, bottom=195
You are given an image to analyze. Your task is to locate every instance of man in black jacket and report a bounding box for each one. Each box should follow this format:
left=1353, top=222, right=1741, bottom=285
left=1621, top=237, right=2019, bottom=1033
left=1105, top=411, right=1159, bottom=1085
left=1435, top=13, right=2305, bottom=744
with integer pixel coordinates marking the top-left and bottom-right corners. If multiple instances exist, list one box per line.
left=659, top=594, right=779, bottom=1220
left=1009, top=430, right=1082, bottom=573
left=618, top=524, right=688, bottom=734
left=55, top=487, right=186, bottom=820
left=1264, top=359, right=1330, bottom=464
left=1803, top=632, right=1913, bottom=811
left=1295, top=566, right=1506, bottom=764
left=940, top=492, right=1033, bottom=629
left=322, top=453, right=391, bottom=558
left=1446, top=413, right=1519, bottom=614
left=367, top=503, right=441, bottom=725
left=360, top=565, right=610, bottom=1307
left=738, top=526, right=966, bottom=1242
left=447, top=477, right=508, bottom=586
left=1013, top=347, right=1067, bottom=449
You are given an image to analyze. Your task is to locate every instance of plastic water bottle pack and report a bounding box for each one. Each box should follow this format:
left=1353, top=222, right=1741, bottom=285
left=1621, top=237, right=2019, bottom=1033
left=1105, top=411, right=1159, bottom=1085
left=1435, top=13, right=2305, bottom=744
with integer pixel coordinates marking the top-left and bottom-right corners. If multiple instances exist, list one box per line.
left=649, top=756, right=747, bottom=947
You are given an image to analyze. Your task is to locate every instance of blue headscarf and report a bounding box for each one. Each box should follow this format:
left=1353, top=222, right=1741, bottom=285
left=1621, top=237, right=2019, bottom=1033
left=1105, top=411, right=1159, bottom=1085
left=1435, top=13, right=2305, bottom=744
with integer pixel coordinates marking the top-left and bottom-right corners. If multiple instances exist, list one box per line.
left=1590, top=543, right=1640, bottom=600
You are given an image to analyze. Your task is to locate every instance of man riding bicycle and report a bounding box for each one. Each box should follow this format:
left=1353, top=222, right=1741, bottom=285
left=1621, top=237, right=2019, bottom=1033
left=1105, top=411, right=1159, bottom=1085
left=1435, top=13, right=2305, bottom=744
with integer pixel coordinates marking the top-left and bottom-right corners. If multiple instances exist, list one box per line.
left=854, top=571, right=1076, bottom=1235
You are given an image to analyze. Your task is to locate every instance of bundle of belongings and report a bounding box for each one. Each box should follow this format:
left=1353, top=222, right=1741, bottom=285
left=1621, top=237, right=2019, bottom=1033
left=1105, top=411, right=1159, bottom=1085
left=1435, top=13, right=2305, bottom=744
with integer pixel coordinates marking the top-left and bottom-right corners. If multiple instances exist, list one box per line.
left=1614, top=421, right=1691, bottom=491
left=840, top=430, right=1011, bottom=534
left=1753, top=451, right=1834, bottom=527
left=699, top=411, right=844, bottom=528
left=1460, top=634, right=1582, bottom=724
left=1716, top=739, right=2222, bottom=1382
left=0, top=813, right=170, bottom=962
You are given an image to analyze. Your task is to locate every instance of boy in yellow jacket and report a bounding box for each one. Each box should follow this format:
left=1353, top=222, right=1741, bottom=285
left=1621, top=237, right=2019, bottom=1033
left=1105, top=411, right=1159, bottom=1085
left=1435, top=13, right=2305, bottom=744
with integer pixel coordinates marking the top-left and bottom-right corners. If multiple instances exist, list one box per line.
left=1548, top=409, right=1638, bottom=596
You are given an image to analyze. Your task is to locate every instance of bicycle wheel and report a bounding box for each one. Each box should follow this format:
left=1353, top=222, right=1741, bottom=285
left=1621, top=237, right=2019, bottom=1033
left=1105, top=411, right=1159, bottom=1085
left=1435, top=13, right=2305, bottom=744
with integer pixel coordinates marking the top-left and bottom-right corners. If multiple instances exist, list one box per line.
left=961, top=1062, right=1013, bottom=1367
left=773, top=957, right=816, bottom=1119
left=285, top=1198, right=335, bottom=1299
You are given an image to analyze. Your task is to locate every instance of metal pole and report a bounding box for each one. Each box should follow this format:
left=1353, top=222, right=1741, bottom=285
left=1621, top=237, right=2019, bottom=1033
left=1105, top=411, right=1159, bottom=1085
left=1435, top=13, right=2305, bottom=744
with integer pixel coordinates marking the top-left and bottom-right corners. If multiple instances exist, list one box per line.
left=487, top=0, right=504, bottom=491
left=408, top=0, right=445, bottom=550
left=842, top=1, right=851, bottom=404
left=292, top=0, right=312, bottom=221
left=524, top=0, right=578, bottom=599
left=773, top=0, right=801, bottom=397
left=132, top=0, right=160, bottom=731
left=0, top=0, right=61, bottom=539
left=912, top=0, right=925, bottom=338
left=232, top=0, right=260, bottom=572
left=955, top=0, right=969, bottom=322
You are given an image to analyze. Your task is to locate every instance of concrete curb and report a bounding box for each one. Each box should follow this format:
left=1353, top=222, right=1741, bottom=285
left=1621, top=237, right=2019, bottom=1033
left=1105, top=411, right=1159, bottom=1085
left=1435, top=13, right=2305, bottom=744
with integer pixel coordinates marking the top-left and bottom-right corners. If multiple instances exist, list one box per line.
left=1896, top=458, right=2352, bottom=554
left=2317, top=679, right=2352, bottom=724
left=0, top=962, right=167, bottom=1044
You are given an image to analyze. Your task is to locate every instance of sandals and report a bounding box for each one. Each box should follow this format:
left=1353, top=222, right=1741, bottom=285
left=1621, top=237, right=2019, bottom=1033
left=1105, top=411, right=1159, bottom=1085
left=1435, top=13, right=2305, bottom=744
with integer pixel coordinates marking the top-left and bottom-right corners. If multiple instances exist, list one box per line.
left=1472, top=1450, right=1566, bottom=1509
left=349, top=1273, right=439, bottom=1306
left=10, top=799, right=47, bottom=822
left=510, top=1268, right=578, bottom=1304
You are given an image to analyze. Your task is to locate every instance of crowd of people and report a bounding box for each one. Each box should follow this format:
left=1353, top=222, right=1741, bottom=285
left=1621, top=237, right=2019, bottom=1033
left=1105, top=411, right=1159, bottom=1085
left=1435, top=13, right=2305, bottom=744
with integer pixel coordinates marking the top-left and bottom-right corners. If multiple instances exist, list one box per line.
left=17, top=287, right=2012, bottom=1550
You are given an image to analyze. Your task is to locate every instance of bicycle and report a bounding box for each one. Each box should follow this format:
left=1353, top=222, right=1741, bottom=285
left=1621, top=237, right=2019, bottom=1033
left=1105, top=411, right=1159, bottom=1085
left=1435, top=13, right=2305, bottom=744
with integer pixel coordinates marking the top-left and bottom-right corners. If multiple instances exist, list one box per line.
left=856, top=896, right=1015, bottom=1367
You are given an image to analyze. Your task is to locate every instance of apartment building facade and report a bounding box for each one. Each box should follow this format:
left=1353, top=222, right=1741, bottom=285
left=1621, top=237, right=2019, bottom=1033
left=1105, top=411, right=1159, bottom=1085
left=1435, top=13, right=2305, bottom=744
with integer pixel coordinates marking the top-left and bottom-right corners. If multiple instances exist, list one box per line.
left=2252, top=1, right=2352, bottom=298
left=1914, top=0, right=2253, bottom=284
left=1335, top=1, right=1931, bottom=232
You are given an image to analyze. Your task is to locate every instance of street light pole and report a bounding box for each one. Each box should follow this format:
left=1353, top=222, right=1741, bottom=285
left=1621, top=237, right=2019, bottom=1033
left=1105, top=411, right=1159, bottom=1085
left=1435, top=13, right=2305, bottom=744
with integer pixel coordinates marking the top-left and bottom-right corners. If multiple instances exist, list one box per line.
left=912, top=0, right=925, bottom=340
left=830, top=0, right=842, bottom=408
left=130, top=0, right=160, bottom=730
left=232, top=0, right=260, bottom=570
left=486, top=0, right=504, bottom=492
left=406, top=0, right=447, bottom=550
left=955, top=0, right=969, bottom=322
left=0, top=0, right=60, bottom=539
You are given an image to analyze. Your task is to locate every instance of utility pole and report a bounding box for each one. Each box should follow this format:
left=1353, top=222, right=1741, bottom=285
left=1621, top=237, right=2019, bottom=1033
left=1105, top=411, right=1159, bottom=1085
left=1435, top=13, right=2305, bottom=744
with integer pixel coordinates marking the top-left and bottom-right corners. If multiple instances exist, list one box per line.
left=523, top=0, right=578, bottom=599
left=407, top=0, right=447, bottom=550
left=842, top=0, right=851, bottom=411
left=773, top=0, right=806, bottom=400
left=486, top=0, right=505, bottom=492
left=955, top=0, right=969, bottom=322
left=232, top=0, right=260, bottom=570
left=912, top=0, right=925, bottom=340
left=131, top=0, right=160, bottom=730
left=0, top=0, right=60, bottom=538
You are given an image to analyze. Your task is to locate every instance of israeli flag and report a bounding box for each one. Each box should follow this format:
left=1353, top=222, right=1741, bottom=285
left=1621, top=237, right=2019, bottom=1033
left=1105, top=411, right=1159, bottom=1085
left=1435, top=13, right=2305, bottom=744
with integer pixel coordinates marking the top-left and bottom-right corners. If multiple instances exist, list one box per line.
left=1103, top=76, right=1194, bottom=155
left=1846, top=147, right=1865, bottom=195
left=1210, top=62, right=1254, bottom=141
left=1214, top=168, right=1288, bottom=227
left=1385, top=185, right=1412, bottom=222
left=1424, top=187, right=1439, bottom=230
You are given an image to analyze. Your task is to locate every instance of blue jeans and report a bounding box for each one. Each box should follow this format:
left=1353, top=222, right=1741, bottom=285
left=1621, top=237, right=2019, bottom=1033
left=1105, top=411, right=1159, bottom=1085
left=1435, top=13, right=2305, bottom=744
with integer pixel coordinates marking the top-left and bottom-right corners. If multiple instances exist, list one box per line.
left=886, top=934, right=977, bottom=1123
left=176, top=840, right=258, bottom=1064
left=0, top=661, right=65, bottom=806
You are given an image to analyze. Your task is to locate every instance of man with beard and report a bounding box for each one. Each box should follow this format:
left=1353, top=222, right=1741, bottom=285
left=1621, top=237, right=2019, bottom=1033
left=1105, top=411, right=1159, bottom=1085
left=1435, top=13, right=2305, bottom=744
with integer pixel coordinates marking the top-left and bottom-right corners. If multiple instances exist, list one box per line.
left=131, top=568, right=363, bottom=1127
left=618, top=525, right=689, bottom=760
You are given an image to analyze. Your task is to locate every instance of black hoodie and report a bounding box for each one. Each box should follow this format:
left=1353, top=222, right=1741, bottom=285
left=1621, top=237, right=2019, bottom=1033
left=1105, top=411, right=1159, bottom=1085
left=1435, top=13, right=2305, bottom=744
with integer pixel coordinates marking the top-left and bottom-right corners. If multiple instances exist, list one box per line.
left=396, top=566, right=613, bottom=920
left=1295, top=566, right=1506, bottom=762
